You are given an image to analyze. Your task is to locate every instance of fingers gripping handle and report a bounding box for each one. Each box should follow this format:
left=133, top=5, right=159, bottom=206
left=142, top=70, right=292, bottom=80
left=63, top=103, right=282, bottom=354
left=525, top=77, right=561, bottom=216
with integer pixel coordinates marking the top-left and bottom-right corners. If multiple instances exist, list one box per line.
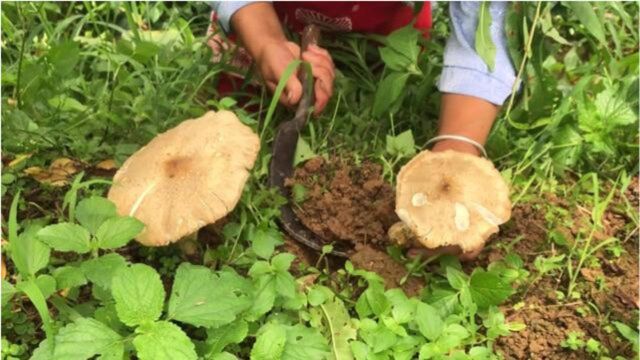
left=294, top=25, right=321, bottom=126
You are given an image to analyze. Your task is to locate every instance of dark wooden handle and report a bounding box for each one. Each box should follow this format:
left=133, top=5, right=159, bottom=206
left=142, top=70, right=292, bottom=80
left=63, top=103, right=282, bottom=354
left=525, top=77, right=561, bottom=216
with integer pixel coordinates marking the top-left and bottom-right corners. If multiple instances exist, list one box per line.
left=294, top=25, right=321, bottom=126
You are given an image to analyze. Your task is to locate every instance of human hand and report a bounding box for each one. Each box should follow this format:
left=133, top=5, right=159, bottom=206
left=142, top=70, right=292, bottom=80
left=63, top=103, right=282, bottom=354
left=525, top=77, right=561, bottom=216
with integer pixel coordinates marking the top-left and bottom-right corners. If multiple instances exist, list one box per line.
left=255, top=40, right=335, bottom=115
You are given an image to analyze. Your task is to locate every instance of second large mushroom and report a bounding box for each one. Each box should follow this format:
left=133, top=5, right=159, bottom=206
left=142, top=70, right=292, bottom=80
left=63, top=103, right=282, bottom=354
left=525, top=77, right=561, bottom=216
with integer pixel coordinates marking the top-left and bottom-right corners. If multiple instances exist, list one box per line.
left=391, top=150, right=512, bottom=253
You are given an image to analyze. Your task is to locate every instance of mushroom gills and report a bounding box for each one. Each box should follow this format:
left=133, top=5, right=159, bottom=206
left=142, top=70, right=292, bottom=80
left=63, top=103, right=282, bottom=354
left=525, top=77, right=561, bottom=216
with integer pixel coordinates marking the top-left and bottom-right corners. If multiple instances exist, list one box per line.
left=471, top=202, right=503, bottom=227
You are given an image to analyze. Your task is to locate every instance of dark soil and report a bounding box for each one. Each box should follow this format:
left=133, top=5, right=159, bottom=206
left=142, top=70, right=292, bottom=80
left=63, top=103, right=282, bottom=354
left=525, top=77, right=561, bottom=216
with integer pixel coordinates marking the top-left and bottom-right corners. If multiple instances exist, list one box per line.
left=287, top=157, right=423, bottom=294
left=485, top=183, right=639, bottom=360
left=286, top=156, right=397, bottom=246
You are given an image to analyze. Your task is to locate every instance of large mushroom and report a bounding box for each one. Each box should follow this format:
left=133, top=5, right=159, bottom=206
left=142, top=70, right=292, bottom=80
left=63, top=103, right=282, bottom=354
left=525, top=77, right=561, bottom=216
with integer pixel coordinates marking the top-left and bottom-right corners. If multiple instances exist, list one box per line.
left=391, top=150, right=511, bottom=253
left=108, top=111, right=260, bottom=246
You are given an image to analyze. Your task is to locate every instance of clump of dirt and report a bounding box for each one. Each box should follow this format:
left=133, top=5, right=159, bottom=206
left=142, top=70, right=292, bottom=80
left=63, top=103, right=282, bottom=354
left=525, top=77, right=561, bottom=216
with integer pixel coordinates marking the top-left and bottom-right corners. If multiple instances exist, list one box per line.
left=349, top=244, right=423, bottom=297
left=287, top=157, right=423, bottom=294
left=286, top=157, right=397, bottom=246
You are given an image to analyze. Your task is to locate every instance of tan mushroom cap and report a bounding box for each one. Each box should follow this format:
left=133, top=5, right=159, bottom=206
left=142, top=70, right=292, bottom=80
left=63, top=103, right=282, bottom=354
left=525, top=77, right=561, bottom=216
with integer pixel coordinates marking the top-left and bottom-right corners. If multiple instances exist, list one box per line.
left=107, top=111, right=260, bottom=246
left=395, top=150, right=511, bottom=252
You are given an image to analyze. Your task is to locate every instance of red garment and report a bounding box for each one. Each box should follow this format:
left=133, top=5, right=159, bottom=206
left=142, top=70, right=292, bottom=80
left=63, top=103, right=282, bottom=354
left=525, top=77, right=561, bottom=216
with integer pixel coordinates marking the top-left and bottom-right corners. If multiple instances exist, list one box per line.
left=274, top=2, right=431, bottom=37
left=211, top=2, right=432, bottom=102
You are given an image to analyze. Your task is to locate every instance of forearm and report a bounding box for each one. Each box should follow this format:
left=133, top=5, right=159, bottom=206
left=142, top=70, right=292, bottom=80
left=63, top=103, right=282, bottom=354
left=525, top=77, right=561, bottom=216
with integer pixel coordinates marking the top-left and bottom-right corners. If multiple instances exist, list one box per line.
left=230, top=2, right=286, bottom=60
left=432, top=94, right=499, bottom=156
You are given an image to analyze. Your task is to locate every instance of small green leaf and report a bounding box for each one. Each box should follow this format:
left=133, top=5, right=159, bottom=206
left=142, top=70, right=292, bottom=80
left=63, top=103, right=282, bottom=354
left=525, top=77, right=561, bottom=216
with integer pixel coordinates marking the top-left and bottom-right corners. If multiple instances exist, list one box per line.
left=272, top=253, right=296, bottom=272
left=37, top=223, right=92, bottom=254
left=75, top=197, right=117, bottom=234
left=53, top=318, right=124, bottom=360
left=96, top=216, right=144, bottom=249
left=475, top=1, right=496, bottom=71
left=81, top=253, right=128, bottom=290
left=613, top=321, right=639, bottom=352
left=168, top=263, right=251, bottom=328
left=294, top=137, right=317, bottom=167
left=469, top=269, right=513, bottom=308
left=111, top=264, right=165, bottom=326
left=291, top=184, right=308, bottom=204
left=386, top=130, right=416, bottom=158
left=251, top=322, right=287, bottom=360
left=252, top=228, right=284, bottom=259
left=133, top=321, right=197, bottom=360
left=415, top=302, right=444, bottom=341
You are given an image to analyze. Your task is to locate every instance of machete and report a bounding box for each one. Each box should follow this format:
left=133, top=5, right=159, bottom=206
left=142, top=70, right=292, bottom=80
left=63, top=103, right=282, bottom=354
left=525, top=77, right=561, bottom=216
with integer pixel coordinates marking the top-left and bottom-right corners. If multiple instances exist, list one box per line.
left=268, top=24, right=352, bottom=258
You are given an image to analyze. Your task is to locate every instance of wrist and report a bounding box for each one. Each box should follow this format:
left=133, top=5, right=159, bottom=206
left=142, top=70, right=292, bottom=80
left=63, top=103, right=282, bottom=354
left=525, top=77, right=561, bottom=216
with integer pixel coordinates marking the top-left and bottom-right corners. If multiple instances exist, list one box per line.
left=431, top=139, right=481, bottom=156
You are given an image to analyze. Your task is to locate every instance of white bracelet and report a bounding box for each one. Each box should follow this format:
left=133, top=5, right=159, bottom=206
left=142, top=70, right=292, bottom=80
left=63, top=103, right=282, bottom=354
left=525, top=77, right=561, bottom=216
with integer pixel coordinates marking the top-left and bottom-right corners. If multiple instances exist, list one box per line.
left=424, top=135, right=488, bottom=158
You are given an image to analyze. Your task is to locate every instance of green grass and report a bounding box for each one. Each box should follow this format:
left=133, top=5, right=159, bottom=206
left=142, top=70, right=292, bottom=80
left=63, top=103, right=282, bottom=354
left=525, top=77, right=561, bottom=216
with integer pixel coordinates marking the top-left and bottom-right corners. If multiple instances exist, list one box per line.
left=1, top=2, right=638, bottom=360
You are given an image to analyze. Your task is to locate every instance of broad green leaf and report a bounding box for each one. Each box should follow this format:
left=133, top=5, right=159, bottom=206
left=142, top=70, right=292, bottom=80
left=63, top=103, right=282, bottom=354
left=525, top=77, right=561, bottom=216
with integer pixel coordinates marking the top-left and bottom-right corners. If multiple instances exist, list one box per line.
left=35, top=274, right=57, bottom=299
left=17, top=279, right=54, bottom=340
left=212, top=353, right=238, bottom=360
left=11, top=223, right=50, bottom=277
left=475, top=1, right=496, bottom=71
left=385, top=130, right=416, bottom=158
left=53, top=318, right=124, bottom=360
left=567, top=2, right=606, bottom=44
left=372, top=72, right=410, bottom=117
left=75, top=197, right=117, bottom=234
left=168, top=263, right=251, bottom=328
left=48, top=95, right=87, bottom=113
left=282, top=324, right=330, bottom=360
left=387, top=290, right=415, bottom=324
left=37, top=223, right=92, bottom=254
left=245, top=275, right=276, bottom=321
left=133, top=321, right=197, bottom=360
left=251, top=322, right=287, bottom=360
left=320, top=296, right=356, bottom=360
left=384, top=25, right=421, bottom=66
left=251, top=227, right=284, bottom=259
left=95, top=216, right=144, bottom=249
left=47, top=41, right=80, bottom=76
left=81, top=253, right=128, bottom=290
left=2, top=280, right=16, bottom=307
left=379, top=47, right=412, bottom=72
left=205, top=320, right=248, bottom=356
left=364, top=283, right=390, bottom=316
left=594, top=88, right=636, bottom=126
left=53, top=265, right=88, bottom=289
left=469, top=269, right=513, bottom=309
left=111, top=264, right=165, bottom=326
left=446, top=267, right=469, bottom=290
left=30, top=339, right=53, bottom=360
left=415, top=302, right=444, bottom=341
left=307, top=285, right=332, bottom=306
left=294, top=137, right=317, bottom=167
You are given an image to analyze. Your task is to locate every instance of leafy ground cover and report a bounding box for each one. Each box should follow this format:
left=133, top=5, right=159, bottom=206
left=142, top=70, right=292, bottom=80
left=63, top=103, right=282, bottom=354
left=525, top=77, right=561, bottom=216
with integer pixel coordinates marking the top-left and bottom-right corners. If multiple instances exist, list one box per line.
left=1, top=2, right=638, bottom=360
